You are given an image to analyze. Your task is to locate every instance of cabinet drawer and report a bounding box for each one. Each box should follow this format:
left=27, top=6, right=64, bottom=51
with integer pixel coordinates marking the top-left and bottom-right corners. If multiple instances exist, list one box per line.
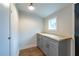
left=48, top=41, right=58, bottom=56
left=44, top=36, right=58, bottom=45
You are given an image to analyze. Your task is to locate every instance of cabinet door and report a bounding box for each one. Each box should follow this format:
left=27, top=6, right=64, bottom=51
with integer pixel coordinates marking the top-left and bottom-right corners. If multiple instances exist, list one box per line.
left=48, top=41, right=58, bottom=56
left=42, top=37, right=49, bottom=55
left=37, top=35, right=43, bottom=49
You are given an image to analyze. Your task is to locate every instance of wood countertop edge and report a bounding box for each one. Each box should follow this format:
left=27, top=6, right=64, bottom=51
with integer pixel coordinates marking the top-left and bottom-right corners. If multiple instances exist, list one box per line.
left=37, top=33, right=72, bottom=41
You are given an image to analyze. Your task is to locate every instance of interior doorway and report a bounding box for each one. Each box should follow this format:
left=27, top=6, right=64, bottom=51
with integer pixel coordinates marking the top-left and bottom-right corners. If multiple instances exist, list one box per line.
left=75, top=3, right=79, bottom=56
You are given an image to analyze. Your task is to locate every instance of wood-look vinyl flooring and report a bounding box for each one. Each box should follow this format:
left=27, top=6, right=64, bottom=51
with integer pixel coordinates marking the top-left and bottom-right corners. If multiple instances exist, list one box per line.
left=19, top=47, right=45, bottom=56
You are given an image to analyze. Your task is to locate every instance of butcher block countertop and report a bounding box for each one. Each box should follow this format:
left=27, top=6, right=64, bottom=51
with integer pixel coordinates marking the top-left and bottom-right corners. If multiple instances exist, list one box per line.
left=37, top=33, right=72, bottom=41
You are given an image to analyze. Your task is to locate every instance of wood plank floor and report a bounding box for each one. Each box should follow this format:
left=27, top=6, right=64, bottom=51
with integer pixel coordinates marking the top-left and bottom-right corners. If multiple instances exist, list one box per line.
left=19, top=47, right=45, bottom=56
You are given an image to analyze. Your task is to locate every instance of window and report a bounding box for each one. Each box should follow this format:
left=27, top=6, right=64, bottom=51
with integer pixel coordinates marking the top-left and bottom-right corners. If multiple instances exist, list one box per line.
left=48, top=17, right=57, bottom=30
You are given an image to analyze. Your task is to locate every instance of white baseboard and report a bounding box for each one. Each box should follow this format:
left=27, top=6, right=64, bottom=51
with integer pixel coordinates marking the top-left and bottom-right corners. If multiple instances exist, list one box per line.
left=19, top=44, right=37, bottom=51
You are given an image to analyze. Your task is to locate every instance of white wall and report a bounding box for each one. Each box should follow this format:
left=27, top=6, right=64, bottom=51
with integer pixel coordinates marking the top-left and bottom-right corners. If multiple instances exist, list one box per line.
left=11, top=4, right=19, bottom=56
left=0, top=4, right=9, bottom=56
left=19, top=11, right=43, bottom=50
left=44, top=5, right=74, bottom=55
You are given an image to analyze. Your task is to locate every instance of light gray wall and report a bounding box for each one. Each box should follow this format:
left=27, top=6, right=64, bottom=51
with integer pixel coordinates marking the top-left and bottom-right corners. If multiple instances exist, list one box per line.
left=44, top=5, right=73, bottom=36
left=0, top=4, right=9, bottom=56
left=19, top=11, right=43, bottom=50
left=43, top=4, right=74, bottom=55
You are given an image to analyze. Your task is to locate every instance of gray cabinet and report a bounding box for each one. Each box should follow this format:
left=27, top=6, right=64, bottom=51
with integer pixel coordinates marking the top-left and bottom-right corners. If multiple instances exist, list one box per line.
left=58, top=40, right=71, bottom=56
left=42, top=37, right=49, bottom=55
left=37, top=33, right=71, bottom=56
left=48, top=41, right=58, bottom=56
left=37, top=34, right=43, bottom=49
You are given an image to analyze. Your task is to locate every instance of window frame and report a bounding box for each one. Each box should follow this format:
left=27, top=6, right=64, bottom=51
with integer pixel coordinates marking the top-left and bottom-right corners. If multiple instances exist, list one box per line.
left=48, top=17, right=57, bottom=31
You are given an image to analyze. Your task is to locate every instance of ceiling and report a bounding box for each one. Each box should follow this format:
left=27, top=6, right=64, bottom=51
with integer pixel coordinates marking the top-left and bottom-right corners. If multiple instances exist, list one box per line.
left=15, top=3, right=72, bottom=18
